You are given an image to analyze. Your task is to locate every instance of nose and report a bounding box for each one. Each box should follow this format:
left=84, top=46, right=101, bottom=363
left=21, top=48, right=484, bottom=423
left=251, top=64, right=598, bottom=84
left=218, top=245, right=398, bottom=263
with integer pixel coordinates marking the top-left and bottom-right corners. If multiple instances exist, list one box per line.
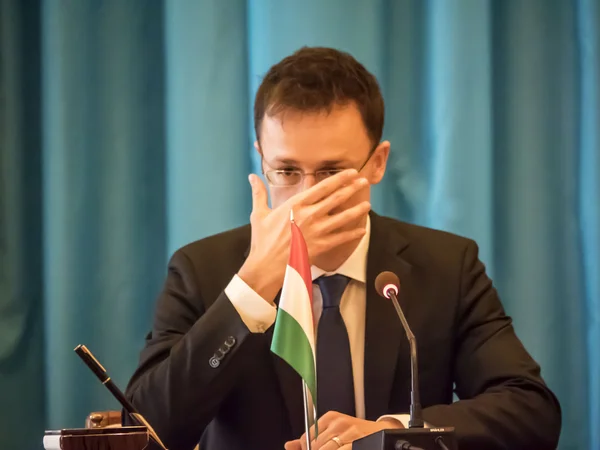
left=302, top=173, right=318, bottom=191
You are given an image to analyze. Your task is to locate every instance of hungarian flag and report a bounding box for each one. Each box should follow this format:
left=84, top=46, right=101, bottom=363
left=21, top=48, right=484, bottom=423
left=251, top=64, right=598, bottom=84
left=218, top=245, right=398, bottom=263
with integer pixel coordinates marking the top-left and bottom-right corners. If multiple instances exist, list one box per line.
left=270, top=218, right=317, bottom=418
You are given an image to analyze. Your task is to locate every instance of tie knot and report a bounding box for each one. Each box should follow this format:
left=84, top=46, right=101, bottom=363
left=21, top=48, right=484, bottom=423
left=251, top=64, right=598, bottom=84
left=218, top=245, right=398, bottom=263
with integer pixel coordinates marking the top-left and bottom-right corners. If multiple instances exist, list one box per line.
left=315, top=274, right=350, bottom=309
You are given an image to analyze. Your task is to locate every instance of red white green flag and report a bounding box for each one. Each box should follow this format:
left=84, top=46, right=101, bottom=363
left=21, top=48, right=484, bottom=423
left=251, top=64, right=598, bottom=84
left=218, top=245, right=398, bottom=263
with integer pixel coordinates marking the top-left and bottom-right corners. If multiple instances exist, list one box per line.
left=270, top=219, right=317, bottom=419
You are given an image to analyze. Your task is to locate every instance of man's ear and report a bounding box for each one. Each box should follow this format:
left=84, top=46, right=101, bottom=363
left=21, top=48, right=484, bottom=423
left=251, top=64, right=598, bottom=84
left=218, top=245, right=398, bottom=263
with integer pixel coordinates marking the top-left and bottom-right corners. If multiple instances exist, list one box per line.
left=367, top=140, right=391, bottom=185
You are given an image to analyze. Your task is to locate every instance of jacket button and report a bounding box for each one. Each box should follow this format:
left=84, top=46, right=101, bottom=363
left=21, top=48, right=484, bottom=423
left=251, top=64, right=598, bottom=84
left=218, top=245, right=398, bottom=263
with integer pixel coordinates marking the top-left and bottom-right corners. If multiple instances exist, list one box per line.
left=225, top=336, right=236, bottom=347
left=209, top=356, right=220, bottom=368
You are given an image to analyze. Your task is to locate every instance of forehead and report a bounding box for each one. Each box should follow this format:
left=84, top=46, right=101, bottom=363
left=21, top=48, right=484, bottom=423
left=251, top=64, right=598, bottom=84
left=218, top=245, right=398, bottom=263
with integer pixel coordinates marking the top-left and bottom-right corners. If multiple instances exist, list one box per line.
left=259, top=103, right=371, bottom=162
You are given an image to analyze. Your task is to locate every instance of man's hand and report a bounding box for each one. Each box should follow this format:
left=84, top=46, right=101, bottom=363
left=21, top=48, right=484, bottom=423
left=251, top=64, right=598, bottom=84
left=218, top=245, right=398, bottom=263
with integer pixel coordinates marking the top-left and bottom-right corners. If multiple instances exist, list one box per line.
left=238, top=169, right=370, bottom=303
left=284, top=412, right=404, bottom=450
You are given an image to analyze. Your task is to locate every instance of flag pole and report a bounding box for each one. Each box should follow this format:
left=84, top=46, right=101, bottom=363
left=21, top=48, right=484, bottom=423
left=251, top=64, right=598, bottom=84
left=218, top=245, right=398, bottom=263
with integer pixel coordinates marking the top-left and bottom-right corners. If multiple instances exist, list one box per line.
left=302, top=380, right=313, bottom=450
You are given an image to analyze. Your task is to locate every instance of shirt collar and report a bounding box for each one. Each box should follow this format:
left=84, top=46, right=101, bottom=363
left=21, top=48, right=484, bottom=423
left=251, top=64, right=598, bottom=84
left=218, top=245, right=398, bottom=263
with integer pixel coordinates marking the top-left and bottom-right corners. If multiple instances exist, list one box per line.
left=310, top=215, right=370, bottom=283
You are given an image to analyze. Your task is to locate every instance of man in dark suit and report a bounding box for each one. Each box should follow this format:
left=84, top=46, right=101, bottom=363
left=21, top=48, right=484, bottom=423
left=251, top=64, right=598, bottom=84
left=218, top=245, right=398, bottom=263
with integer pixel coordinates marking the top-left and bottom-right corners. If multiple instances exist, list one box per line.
left=125, top=47, right=561, bottom=450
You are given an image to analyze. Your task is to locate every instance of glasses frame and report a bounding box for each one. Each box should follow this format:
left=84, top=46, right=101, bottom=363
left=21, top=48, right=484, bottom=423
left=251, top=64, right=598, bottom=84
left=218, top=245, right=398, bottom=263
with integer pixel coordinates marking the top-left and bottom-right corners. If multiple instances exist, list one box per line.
left=261, top=145, right=378, bottom=187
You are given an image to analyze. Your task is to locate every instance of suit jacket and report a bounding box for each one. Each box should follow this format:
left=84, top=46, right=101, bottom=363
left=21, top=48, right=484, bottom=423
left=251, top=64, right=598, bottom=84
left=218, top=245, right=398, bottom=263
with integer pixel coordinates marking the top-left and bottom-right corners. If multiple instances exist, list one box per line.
left=125, top=212, right=561, bottom=450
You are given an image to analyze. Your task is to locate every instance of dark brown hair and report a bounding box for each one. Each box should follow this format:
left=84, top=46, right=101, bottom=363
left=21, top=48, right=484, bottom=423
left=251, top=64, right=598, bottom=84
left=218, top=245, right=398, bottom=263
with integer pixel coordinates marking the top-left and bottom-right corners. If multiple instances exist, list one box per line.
left=254, top=46, right=385, bottom=147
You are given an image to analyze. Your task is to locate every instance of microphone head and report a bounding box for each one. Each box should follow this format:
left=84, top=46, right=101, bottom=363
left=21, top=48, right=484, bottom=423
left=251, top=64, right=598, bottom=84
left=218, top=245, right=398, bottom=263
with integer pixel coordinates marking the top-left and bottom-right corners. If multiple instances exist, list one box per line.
left=375, top=271, right=400, bottom=299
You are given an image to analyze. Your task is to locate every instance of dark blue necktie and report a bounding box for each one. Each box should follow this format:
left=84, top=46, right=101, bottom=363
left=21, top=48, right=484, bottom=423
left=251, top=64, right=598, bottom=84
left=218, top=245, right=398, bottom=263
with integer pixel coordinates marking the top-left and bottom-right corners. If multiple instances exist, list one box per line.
left=315, top=274, right=355, bottom=417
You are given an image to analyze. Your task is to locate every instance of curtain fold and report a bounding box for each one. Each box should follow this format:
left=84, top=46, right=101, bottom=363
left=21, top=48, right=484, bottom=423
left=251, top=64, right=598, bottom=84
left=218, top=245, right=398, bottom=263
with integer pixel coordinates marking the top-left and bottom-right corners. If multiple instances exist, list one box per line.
left=0, top=1, right=45, bottom=449
left=41, top=0, right=167, bottom=429
left=576, top=0, right=600, bottom=448
left=165, top=0, right=251, bottom=255
left=489, top=3, right=588, bottom=449
left=0, top=1, right=597, bottom=449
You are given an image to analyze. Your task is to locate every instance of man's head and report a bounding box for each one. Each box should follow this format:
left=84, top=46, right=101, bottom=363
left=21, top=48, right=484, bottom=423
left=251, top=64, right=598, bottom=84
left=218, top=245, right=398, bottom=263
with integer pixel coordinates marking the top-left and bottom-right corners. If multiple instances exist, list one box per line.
left=254, top=46, right=390, bottom=209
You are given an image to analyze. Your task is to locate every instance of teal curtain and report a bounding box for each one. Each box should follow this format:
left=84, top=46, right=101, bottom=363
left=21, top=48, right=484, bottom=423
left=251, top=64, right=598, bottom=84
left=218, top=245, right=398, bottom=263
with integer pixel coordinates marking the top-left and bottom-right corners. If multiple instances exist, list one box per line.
left=41, top=0, right=168, bottom=429
left=0, top=2, right=45, bottom=450
left=1, top=1, right=598, bottom=450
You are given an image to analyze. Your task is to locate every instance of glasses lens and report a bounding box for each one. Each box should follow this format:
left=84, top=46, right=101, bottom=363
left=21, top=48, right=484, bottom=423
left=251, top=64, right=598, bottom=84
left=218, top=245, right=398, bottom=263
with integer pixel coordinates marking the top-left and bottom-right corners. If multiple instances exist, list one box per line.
left=266, top=170, right=303, bottom=186
left=315, top=169, right=344, bottom=183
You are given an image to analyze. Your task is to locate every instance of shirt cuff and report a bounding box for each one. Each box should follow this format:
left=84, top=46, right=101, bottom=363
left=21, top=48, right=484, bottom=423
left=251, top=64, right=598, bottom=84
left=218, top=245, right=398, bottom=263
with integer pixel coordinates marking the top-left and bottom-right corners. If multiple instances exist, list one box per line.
left=377, top=414, right=431, bottom=429
left=225, top=274, right=277, bottom=333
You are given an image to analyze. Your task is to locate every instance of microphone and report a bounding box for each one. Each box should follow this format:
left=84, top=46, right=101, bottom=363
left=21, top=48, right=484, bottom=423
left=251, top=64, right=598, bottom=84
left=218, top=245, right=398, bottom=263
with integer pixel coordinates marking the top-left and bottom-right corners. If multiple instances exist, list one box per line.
left=375, top=271, right=424, bottom=429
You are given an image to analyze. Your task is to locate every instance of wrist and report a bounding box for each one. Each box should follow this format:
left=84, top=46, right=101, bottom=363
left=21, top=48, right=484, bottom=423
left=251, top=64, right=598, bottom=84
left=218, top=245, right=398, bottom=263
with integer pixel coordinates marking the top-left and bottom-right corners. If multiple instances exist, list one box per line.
left=238, top=257, right=283, bottom=304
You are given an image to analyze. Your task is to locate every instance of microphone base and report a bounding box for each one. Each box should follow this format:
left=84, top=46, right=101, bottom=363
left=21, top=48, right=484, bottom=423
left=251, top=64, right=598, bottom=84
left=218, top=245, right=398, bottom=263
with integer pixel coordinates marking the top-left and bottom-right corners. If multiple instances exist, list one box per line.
left=352, top=427, right=457, bottom=450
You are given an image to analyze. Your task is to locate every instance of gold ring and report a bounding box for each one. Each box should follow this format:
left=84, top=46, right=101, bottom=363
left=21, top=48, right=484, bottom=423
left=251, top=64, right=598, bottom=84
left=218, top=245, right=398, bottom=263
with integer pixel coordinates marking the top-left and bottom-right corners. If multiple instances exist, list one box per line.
left=331, top=436, right=343, bottom=448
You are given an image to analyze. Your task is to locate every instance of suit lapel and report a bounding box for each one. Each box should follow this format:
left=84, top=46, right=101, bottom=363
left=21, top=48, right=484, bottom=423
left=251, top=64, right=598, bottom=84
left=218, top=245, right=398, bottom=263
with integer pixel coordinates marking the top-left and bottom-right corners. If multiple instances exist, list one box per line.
left=363, top=212, right=413, bottom=420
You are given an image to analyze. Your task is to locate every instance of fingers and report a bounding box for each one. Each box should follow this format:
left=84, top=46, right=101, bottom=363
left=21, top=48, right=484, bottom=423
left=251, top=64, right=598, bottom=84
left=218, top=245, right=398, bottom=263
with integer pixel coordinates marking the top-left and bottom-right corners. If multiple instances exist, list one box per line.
left=319, top=226, right=367, bottom=251
left=311, top=412, right=347, bottom=449
left=317, top=411, right=345, bottom=430
left=288, top=412, right=357, bottom=450
left=309, top=177, right=369, bottom=217
left=248, top=174, right=270, bottom=218
left=284, top=440, right=302, bottom=450
left=313, top=427, right=345, bottom=449
left=295, top=169, right=361, bottom=206
left=317, top=201, right=371, bottom=235
left=294, top=412, right=339, bottom=450
left=297, top=423, right=318, bottom=450
left=315, top=439, right=343, bottom=450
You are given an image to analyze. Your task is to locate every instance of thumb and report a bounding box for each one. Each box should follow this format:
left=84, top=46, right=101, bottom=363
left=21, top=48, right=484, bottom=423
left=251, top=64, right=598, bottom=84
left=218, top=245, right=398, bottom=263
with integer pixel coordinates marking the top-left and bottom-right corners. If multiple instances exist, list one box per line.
left=248, top=174, right=269, bottom=216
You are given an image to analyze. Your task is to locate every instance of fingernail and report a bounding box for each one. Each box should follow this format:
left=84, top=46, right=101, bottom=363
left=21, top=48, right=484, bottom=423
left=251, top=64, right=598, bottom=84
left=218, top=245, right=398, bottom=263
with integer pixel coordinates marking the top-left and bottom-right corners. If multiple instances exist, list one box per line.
left=248, top=174, right=255, bottom=185
left=358, top=178, right=369, bottom=186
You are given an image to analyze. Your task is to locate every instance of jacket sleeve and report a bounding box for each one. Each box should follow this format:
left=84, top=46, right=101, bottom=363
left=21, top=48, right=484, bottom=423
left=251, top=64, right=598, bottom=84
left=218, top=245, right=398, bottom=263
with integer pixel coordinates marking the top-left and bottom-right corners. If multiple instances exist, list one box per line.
left=124, top=249, right=262, bottom=450
left=421, top=240, right=561, bottom=450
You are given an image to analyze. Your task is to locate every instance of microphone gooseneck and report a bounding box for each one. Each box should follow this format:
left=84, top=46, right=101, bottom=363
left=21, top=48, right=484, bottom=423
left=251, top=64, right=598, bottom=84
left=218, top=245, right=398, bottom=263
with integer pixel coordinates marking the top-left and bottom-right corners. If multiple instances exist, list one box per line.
left=374, top=271, right=424, bottom=429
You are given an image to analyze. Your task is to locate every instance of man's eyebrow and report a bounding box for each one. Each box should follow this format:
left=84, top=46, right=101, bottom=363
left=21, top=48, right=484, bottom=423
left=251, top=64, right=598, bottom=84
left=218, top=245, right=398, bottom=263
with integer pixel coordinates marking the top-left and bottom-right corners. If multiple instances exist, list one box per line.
left=269, top=158, right=347, bottom=166
left=318, top=160, right=346, bottom=166
left=271, top=158, right=300, bottom=165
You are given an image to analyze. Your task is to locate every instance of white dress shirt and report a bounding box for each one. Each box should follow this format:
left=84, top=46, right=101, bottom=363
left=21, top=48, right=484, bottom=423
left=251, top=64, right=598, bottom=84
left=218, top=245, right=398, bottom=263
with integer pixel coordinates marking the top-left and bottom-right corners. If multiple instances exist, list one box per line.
left=225, top=216, right=414, bottom=428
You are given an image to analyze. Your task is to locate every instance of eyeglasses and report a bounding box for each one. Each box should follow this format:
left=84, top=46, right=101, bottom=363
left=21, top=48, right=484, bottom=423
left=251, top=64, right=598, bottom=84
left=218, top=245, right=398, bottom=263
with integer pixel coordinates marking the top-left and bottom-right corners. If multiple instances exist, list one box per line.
left=262, top=148, right=376, bottom=187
